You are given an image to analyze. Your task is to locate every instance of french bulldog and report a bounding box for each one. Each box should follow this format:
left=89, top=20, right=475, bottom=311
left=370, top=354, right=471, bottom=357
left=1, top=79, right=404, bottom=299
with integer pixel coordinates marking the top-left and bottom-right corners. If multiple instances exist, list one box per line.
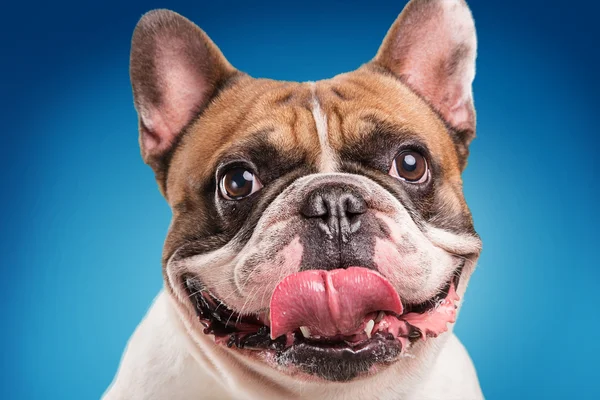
left=104, top=0, right=484, bottom=399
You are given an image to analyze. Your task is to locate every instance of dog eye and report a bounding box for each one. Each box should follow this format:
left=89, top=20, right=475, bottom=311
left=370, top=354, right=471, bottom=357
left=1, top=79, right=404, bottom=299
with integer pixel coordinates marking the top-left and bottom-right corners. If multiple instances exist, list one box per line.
left=390, top=151, right=428, bottom=183
left=219, top=168, right=263, bottom=200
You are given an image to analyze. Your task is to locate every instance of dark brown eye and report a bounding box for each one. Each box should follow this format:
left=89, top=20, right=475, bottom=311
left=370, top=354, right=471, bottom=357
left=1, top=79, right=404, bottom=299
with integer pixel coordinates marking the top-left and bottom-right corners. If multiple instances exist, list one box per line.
left=219, top=168, right=262, bottom=200
left=390, top=151, right=428, bottom=183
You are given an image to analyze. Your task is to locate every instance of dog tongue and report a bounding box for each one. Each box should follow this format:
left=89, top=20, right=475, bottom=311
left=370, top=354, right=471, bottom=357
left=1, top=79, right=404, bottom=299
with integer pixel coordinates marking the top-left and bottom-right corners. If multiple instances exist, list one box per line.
left=269, top=267, right=403, bottom=339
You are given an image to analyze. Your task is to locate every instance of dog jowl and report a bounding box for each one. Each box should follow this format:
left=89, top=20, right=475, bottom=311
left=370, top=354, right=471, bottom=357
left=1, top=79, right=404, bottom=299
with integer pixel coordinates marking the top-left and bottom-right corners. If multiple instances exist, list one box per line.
left=109, top=0, right=483, bottom=397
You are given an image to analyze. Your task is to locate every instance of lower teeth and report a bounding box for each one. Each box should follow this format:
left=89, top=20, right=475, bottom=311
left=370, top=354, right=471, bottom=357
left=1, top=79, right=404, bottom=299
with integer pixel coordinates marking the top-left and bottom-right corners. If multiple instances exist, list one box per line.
left=300, top=326, right=311, bottom=338
left=364, top=319, right=375, bottom=338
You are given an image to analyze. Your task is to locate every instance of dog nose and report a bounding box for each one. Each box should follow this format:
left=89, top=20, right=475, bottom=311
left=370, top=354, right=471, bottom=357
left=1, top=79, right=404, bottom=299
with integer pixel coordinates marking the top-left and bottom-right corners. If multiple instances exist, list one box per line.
left=300, top=185, right=366, bottom=242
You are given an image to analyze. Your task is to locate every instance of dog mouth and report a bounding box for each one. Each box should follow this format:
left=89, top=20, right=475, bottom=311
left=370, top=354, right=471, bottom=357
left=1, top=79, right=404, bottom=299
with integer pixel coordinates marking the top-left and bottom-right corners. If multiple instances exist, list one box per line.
left=183, top=265, right=463, bottom=381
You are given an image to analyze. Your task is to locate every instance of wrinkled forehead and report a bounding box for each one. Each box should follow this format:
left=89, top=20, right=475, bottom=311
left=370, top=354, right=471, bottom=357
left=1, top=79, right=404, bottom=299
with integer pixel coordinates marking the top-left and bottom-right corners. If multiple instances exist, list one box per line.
left=166, top=67, right=462, bottom=202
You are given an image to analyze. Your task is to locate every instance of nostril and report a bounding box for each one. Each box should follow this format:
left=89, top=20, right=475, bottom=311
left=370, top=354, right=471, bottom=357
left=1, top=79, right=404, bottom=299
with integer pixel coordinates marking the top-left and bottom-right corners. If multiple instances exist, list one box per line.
left=300, top=193, right=328, bottom=219
left=341, top=193, right=367, bottom=218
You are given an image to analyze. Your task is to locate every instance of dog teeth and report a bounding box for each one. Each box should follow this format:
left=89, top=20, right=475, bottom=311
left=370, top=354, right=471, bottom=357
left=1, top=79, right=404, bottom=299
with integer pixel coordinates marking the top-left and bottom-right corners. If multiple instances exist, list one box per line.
left=375, top=311, right=386, bottom=323
left=364, top=319, right=375, bottom=338
left=300, top=326, right=311, bottom=338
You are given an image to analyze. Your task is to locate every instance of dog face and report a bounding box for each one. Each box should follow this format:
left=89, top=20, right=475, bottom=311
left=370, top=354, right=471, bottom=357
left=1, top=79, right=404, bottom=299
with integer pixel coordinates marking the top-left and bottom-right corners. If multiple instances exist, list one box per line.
left=130, top=0, right=481, bottom=383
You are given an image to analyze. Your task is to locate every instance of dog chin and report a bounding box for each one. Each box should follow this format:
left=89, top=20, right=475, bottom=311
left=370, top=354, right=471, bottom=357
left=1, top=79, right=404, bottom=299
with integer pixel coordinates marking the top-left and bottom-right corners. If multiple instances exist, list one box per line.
left=179, top=263, right=464, bottom=382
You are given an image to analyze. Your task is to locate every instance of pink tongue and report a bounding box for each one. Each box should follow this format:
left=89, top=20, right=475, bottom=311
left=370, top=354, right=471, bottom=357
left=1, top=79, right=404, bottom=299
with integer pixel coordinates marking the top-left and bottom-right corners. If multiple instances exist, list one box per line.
left=269, top=267, right=403, bottom=339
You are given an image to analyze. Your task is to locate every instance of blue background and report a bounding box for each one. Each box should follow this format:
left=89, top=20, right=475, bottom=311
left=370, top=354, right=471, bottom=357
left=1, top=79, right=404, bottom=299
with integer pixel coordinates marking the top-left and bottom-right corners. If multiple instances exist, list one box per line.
left=2, top=0, right=598, bottom=398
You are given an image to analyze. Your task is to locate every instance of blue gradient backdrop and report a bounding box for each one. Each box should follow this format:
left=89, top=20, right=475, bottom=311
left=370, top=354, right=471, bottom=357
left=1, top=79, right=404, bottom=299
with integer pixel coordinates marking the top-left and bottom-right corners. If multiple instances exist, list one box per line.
left=2, top=0, right=598, bottom=398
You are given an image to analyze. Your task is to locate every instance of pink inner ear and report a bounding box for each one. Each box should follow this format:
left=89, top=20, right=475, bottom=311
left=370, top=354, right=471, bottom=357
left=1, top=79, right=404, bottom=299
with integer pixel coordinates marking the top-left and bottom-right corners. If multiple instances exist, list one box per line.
left=140, top=37, right=210, bottom=157
left=403, top=58, right=475, bottom=132
left=380, top=0, right=476, bottom=132
left=139, top=105, right=174, bottom=156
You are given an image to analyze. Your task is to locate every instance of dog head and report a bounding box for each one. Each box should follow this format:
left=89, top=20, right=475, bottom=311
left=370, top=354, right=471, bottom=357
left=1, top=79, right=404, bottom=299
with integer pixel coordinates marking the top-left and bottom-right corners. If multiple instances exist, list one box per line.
left=130, top=0, right=481, bottom=384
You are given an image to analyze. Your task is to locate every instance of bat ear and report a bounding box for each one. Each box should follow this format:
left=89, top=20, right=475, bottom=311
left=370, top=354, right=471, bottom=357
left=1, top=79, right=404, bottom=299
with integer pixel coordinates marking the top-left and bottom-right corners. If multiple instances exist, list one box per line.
left=130, top=9, right=237, bottom=187
left=373, top=0, right=477, bottom=168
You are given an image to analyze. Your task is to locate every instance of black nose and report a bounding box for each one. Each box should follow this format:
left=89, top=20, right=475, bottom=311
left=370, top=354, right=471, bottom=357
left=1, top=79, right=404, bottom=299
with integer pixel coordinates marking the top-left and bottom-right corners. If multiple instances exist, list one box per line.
left=300, top=185, right=367, bottom=243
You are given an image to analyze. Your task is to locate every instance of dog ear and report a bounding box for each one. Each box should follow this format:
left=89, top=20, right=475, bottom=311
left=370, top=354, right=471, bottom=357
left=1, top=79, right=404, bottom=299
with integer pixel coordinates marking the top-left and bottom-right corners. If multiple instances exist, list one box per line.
left=130, top=9, right=237, bottom=191
left=373, top=0, right=477, bottom=168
